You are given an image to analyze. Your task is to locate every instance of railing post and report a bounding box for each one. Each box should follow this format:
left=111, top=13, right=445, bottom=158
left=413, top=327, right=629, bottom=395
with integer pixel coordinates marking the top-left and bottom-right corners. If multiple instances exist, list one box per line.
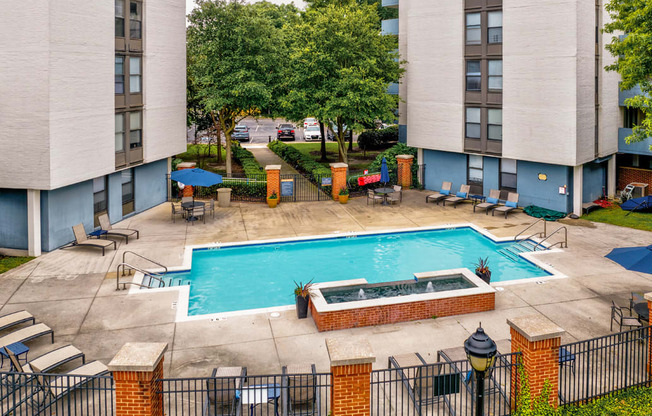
left=330, top=163, right=348, bottom=201
left=177, top=162, right=196, bottom=198
left=396, top=155, right=414, bottom=188
left=266, top=165, right=281, bottom=201
left=326, top=338, right=375, bottom=416
left=507, top=315, right=565, bottom=409
left=108, top=342, right=167, bottom=416
left=645, top=293, right=652, bottom=376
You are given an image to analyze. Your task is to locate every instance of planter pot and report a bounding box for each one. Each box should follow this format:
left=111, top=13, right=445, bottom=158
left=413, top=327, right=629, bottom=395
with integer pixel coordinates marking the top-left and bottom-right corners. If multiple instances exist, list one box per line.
left=296, top=295, right=309, bottom=319
left=476, top=271, right=491, bottom=284
left=339, top=195, right=349, bottom=204
left=267, top=198, right=278, bottom=208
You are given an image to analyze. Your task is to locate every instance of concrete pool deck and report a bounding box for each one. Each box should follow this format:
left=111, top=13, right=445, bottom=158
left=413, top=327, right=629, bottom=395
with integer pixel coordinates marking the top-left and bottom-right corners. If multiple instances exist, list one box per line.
left=0, top=189, right=651, bottom=378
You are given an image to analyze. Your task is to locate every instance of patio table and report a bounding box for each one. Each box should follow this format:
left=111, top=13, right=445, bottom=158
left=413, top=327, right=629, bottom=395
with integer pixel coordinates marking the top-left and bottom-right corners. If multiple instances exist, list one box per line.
left=469, top=195, right=486, bottom=206
left=633, top=302, right=649, bottom=322
left=374, top=187, right=395, bottom=206
left=181, top=201, right=205, bottom=222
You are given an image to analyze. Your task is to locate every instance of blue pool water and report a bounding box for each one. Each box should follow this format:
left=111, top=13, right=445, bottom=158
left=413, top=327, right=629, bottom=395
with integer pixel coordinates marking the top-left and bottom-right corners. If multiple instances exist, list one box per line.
left=173, top=227, right=550, bottom=315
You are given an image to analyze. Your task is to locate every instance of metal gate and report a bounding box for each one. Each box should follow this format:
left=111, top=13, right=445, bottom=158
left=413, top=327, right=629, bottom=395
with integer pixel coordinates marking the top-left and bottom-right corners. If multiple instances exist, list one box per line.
left=279, top=173, right=332, bottom=202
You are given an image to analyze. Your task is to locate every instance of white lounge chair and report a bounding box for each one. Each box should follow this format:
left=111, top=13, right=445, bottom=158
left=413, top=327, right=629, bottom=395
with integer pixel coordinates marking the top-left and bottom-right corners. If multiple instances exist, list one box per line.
left=0, top=323, right=54, bottom=348
left=0, top=310, right=34, bottom=332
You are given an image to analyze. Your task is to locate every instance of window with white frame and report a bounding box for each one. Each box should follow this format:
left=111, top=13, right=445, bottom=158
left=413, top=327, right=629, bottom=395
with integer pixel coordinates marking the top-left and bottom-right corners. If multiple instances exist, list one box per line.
left=466, top=108, right=481, bottom=139
left=488, top=11, right=502, bottom=44
left=466, top=60, right=481, bottom=91
left=129, top=1, right=142, bottom=39
left=129, top=111, right=142, bottom=149
left=115, top=0, right=125, bottom=37
left=488, top=60, right=502, bottom=91
left=115, top=56, right=125, bottom=94
left=115, top=114, right=125, bottom=152
left=129, top=57, right=141, bottom=94
left=488, top=109, right=502, bottom=141
left=466, top=13, right=481, bottom=45
left=500, top=159, right=517, bottom=191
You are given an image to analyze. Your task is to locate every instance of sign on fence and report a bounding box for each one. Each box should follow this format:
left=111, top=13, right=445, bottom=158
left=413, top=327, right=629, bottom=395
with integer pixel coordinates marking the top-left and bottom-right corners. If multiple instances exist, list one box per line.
left=321, top=177, right=332, bottom=186
left=281, top=179, right=294, bottom=197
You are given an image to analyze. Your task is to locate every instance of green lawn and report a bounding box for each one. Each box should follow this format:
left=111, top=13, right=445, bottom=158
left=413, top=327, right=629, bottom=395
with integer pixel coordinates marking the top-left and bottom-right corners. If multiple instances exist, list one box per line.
left=0, top=256, right=34, bottom=275
left=582, top=205, right=652, bottom=232
left=176, top=144, right=242, bottom=175
left=285, top=142, right=383, bottom=172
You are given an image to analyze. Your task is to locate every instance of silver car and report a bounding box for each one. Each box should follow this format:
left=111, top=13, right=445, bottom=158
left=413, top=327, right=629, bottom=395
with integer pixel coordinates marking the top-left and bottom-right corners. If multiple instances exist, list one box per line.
left=232, top=125, right=250, bottom=142
left=304, top=125, right=322, bottom=141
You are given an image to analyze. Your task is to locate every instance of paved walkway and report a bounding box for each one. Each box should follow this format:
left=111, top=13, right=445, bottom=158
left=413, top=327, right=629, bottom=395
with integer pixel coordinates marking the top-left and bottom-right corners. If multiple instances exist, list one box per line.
left=244, top=144, right=302, bottom=175
left=0, top=191, right=650, bottom=378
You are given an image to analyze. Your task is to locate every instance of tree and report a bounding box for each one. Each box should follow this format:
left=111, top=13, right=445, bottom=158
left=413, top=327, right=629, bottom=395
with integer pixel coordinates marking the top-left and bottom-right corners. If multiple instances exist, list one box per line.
left=187, top=52, right=221, bottom=165
left=187, top=0, right=283, bottom=175
left=305, top=0, right=398, bottom=23
left=604, top=0, right=652, bottom=148
left=283, top=1, right=402, bottom=164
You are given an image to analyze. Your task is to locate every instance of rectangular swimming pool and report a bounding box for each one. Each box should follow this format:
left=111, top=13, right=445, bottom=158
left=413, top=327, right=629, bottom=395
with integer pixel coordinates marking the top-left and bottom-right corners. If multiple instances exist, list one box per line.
left=158, top=227, right=552, bottom=316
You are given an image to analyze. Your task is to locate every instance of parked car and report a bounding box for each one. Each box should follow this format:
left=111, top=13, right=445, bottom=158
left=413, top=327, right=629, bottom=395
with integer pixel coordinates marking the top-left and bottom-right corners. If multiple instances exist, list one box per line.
left=304, top=125, right=322, bottom=141
left=329, top=123, right=352, bottom=141
left=277, top=124, right=295, bottom=141
left=231, top=125, right=250, bottom=142
left=304, top=117, right=318, bottom=129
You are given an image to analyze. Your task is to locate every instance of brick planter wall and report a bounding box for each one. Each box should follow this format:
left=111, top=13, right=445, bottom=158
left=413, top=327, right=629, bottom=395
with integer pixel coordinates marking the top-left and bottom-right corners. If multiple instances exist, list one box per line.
left=618, top=167, right=652, bottom=193
left=310, top=292, right=494, bottom=332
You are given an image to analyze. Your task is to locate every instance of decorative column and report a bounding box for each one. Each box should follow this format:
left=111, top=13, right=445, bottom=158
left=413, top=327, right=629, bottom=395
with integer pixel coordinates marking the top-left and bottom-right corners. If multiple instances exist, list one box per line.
left=108, top=343, right=167, bottom=416
left=326, top=338, right=375, bottom=416
left=266, top=165, right=281, bottom=199
left=507, top=315, right=565, bottom=408
left=177, top=162, right=196, bottom=198
left=330, top=163, right=348, bottom=201
left=396, top=155, right=414, bottom=189
left=646, top=293, right=652, bottom=376
left=27, top=189, right=41, bottom=257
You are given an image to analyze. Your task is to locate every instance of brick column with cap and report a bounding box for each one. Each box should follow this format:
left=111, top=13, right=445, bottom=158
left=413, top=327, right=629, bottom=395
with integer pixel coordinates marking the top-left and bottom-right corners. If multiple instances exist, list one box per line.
left=266, top=165, right=281, bottom=200
left=507, top=315, right=565, bottom=408
left=330, top=163, right=348, bottom=201
left=396, top=155, right=414, bottom=189
left=108, top=342, right=167, bottom=416
left=177, top=162, right=196, bottom=197
left=646, top=293, right=652, bottom=375
left=326, top=338, right=375, bottom=416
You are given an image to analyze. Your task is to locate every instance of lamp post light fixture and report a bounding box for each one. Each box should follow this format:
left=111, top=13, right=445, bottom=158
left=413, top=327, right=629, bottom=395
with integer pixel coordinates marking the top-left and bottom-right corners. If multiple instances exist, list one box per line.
left=464, top=324, right=498, bottom=416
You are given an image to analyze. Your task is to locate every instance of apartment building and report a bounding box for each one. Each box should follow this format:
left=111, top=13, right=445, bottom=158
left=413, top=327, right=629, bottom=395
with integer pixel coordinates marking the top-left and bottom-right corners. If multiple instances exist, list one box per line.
left=0, top=0, right=186, bottom=256
left=385, top=0, right=624, bottom=215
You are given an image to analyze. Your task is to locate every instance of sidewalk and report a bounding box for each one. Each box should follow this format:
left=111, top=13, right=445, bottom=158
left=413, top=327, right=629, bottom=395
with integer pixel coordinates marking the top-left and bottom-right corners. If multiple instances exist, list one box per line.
left=244, top=144, right=301, bottom=175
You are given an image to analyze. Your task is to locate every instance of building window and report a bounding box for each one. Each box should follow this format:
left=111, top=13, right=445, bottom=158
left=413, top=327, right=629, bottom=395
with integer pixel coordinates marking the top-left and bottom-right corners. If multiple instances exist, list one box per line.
left=115, top=56, right=125, bottom=94
left=488, top=109, right=502, bottom=140
left=466, top=13, right=481, bottom=45
left=624, top=107, right=640, bottom=128
left=122, top=169, right=135, bottom=216
left=466, top=108, right=481, bottom=139
left=93, top=177, right=108, bottom=227
left=129, top=111, right=142, bottom=149
left=466, top=60, right=481, bottom=91
left=468, top=155, right=483, bottom=194
left=129, top=57, right=141, bottom=94
left=488, top=60, right=502, bottom=91
left=500, top=159, right=517, bottom=192
left=130, top=2, right=142, bottom=39
left=115, top=0, right=125, bottom=37
left=115, top=114, right=125, bottom=152
left=488, top=11, right=502, bottom=44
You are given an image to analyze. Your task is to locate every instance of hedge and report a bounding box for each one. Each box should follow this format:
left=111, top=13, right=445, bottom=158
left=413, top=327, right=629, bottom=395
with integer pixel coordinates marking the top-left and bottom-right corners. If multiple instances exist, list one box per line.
left=231, top=143, right=264, bottom=177
left=268, top=140, right=331, bottom=182
left=357, top=125, right=399, bottom=150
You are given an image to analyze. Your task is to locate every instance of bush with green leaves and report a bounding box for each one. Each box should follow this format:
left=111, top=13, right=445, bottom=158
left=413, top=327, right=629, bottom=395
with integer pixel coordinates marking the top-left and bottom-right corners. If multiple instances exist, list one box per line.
left=357, top=125, right=399, bottom=150
left=231, top=143, right=264, bottom=177
left=268, top=140, right=331, bottom=182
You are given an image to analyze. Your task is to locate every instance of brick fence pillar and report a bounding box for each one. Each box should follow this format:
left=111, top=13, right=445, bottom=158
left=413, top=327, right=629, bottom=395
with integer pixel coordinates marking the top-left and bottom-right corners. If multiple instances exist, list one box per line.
left=645, top=293, right=652, bottom=376
left=396, top=155, right=414, bottom=189
left=507, top=315, right=565, bottom=409
left=177, top=162, right=196, bottom=197
left=326, top=338, right=375, bottom=416
left=330, top=163, right=348, bottom=201
left=266, top=165, right=281, bottom=200
left=108, top=342, right=167, bottom=416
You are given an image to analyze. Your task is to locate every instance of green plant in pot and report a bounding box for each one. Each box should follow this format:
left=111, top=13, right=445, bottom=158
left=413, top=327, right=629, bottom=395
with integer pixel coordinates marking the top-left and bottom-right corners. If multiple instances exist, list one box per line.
left=294, top=279, right=315, bottom=319
left=474, top=257, right=491, bottom=284
left=267, top=190, right=279, bottom=208
left=338, top=187, right=349, bottom=204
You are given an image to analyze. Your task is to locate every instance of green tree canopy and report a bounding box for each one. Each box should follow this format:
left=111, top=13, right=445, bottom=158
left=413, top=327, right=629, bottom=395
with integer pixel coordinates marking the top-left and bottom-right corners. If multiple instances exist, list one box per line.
left=604, top=0, right=652, bottom=148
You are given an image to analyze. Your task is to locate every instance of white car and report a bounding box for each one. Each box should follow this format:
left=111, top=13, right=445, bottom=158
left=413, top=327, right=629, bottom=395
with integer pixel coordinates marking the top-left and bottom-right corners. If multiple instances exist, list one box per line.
left=303, top=117, right=318, bottom=129
left=303, top=125, right=322, bottom=141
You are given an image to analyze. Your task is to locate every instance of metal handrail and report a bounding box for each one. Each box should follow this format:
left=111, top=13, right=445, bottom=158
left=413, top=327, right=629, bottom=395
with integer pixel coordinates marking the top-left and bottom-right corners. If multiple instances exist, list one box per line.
left=121, top=251, right=168, bottom=276
left=514, top=218, right=547, bottom=241
left=533, top=226, right=568, bottom=251
left=116, top=263, right=166, bottom=290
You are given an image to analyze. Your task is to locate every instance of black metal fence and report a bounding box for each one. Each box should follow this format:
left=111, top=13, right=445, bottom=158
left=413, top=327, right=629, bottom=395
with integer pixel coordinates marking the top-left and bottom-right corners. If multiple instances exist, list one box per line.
left=159, top=371, right=331, bottom=415
left=558, top=326, right=651, bottom=406
left=279, top=173, right=332, bottom=202
left=0, top=371, right=114, bottom=415
left=371, top=353, right=520, bottom=416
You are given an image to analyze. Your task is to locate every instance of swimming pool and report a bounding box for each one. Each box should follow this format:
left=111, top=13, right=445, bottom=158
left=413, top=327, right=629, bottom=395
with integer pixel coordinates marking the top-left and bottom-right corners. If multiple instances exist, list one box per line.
left=154, top=226, right=553, bottom=316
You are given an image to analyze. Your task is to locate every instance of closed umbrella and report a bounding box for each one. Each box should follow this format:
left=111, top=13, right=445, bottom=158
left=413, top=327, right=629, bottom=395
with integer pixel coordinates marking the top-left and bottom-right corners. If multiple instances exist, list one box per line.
left=605, top=245, right=652, bottom=274
left=380, top=157, right=390, bottom=186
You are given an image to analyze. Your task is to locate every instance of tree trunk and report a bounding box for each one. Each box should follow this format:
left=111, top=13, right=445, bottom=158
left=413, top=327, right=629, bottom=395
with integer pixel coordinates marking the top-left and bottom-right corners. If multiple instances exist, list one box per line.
left=319, top=121, right=328, bottom=162
left=211, top=111, right=223, bottom=163
left=336, top=117, right=348, bottom=164
left=225, top=132, right=232, bottom=176
left=347, top=127, right=353, bottom=152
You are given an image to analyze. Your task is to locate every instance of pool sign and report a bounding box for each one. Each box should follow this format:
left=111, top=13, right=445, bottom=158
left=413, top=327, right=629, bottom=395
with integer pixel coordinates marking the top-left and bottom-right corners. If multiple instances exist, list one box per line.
left=281, top=179, right=294, bottom=196
left=321, top=177, right=332, bottom=186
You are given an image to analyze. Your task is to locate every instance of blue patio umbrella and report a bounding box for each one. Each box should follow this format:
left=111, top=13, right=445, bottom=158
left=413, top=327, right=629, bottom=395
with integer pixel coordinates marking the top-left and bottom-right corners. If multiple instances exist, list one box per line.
left=380, top=157, right=390, bottom=185
left=621, top=196, right=652, bottom=213
left=170, top=168, right=222, bottom=187
left=605, top=245, right=652, bottom=274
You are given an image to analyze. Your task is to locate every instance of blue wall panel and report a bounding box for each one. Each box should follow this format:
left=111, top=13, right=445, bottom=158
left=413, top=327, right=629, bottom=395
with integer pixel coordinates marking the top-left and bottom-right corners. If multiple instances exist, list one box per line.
left=134, top=159, right=168, bottom=213
left=517, top=161, right=572, bottom=213
left=422, top=150, right=467, bottom=192
left=483, top=157, right=500, bottom=196
left=582, top=162, right=606, bottom=203
left=108, top=172, right=124, bottom=224
left=398, top=125, right=407, bottom=144
left=41, top=181, right=94, bottom=251
left=0, top=189, right=28, bottom=250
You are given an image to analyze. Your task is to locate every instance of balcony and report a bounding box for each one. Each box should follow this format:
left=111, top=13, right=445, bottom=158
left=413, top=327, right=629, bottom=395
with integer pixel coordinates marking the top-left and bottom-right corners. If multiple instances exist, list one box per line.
left=387, top=82, right=399, bottom=95
left=619, top=85, right=644, bottom=106
left=619, top=128, right=652, bottom=156
left=382, top=0, right=398, bottom=7
left=381, top=18, right=398, bottom=36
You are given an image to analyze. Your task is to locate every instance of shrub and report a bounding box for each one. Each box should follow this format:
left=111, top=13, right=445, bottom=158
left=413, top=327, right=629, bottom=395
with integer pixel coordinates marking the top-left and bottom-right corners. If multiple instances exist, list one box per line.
left=231, top=143, right=264, bottom=177
left=358, top=125, right=399, bottom=150
left=268, top=140, right=331, bottom=182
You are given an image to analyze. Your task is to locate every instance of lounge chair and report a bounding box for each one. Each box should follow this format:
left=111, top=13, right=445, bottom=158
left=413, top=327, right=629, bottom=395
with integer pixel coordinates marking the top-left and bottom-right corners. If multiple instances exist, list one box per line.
left=283, top=364, right=319, bottom=416
left=388, top=353, right=460, bottom=416
left=492, top=192, right=519, bottom=218
left=0, top=323, right=54, bottom=348
left=0, top=310, right=34, bottom=332
left=443, top=185, right=471, bottom=208
left=367, top=190, right=383, bottom=206
left=171, top=202, right=185, bottom=222
left=474, top=189, right=500, bottom=214
left=98, top=213, right=139, bottom=244
left=426, top=182, right=452, bottom=204
left=72, top=224, right=116, bottom=256
left=204, top=366, right=247, bottom=416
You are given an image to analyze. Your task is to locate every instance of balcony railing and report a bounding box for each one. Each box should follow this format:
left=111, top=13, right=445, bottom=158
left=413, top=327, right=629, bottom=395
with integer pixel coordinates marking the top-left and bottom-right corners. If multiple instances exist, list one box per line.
left=381, top=18, right=398, bottom=35
left=618, top=127, right=652, bottom=156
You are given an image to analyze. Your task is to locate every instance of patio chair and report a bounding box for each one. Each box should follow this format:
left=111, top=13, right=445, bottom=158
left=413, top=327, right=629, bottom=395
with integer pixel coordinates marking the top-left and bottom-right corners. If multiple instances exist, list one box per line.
left=206, top=199, right=216, bottom=218
left=629, top=292, right=646, bottom=315
left=610, top=301, right=642, bottom=332
left=558, top=347, right=576, bottom=375
left=182, top=196, right=194, bottom=204
left=191, top=206, right=206, bottom=225
left=203, top=366, right=247, bottom=416
left=474, top=189, right=500, bottom=214
left=426, top=182, right=452, bottom=204
left=72, top=224, right=116, bottom=256
left=367, top=190, right=383, bottom=206
left=283, top=364, right=319, bottom=416
left=443, top=185, right=471, bottom=208
left=388, top=353, right=459, bottom=416
left=0, top=323, right=54, bottom=349
left=171, top=201, right=185, bottom=223
left=388, top=187, right=402, bottom=205
left=393, top=185, right=403, bottom=202
left=98, top=213, right=139, bottom=244
left=492, top=193, right=520, bottom=218
left=0, top=310, right=34, bottom=332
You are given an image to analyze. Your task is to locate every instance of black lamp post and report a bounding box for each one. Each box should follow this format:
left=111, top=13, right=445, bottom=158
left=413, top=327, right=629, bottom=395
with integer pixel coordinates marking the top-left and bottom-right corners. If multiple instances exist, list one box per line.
left=464, top=324, right=498, bottom=416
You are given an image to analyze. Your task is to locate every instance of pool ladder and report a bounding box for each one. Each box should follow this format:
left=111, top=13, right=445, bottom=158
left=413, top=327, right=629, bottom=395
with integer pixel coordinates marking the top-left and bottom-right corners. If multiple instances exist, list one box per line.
left=116, top=251, right=169, bottom=290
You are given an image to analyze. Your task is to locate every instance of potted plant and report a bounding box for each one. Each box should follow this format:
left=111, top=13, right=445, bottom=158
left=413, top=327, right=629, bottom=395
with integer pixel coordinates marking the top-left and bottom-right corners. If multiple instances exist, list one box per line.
left=267, top=191, right=278, bottom=208
left=338, top=187, right=349, bottom=204
left=474, top=257, right=491, bottom=284
left=294, top=279, right=314, bottom=319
